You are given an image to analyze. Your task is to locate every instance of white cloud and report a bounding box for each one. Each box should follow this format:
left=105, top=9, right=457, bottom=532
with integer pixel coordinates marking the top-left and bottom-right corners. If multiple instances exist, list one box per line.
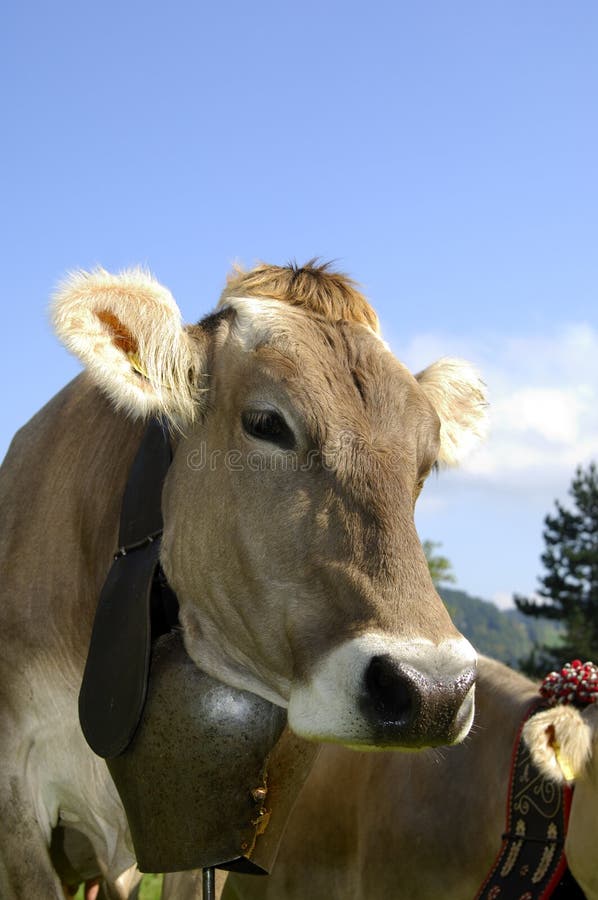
left=394, top=322, right=598, bottom=494
left=496, top=387, right=581, bottom=444
left=492, top=591, right=516, bottom=611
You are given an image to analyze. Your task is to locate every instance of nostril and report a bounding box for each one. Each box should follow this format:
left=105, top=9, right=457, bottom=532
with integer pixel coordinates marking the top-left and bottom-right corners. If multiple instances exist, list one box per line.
left=364, top=655, right=415, bottom=725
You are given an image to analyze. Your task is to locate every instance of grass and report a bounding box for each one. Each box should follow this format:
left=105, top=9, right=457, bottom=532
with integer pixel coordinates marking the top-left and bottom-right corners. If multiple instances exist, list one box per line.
left=139, top=874, right=164, bottom=899
left=74, top=873, right=163, bottom=899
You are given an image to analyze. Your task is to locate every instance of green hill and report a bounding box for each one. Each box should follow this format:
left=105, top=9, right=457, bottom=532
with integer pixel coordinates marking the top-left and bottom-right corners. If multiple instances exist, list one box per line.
left=439, top=587, right=562, bottom=670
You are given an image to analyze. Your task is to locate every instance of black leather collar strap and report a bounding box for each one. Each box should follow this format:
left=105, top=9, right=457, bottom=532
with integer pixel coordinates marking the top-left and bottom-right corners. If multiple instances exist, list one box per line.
left=476, top=698, right=580, bottom=900
left=79, top=419, right=175, bottom=759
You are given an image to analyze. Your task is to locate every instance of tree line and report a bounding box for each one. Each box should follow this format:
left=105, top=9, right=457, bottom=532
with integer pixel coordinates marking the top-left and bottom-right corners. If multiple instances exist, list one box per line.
left=425, top=461, right=598, bottom=676
left=515, top=461, right=598, bottom=675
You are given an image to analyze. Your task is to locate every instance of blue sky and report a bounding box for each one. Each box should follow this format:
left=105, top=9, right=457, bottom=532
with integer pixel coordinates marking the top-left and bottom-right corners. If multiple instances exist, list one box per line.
left=2, top=1, right=597, bottom=607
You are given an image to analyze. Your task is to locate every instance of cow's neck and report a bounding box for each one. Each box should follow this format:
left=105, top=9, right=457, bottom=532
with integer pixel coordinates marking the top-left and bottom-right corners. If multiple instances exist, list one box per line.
left=0, top=374, right=146, bottom=661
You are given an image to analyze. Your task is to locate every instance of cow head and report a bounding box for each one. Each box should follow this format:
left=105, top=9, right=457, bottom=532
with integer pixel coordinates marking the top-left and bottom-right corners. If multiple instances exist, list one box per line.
left=524, top=704, right=598, bottom=899
left=53, top=262, right=487, bottom=749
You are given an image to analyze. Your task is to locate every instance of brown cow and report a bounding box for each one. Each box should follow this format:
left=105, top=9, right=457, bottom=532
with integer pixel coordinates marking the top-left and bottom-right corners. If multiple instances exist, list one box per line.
left=51, top=826, right=141, bottom=899
left=0, top=262, right=486, bottom=897
left=524, top=702, right=598, bottom=899
left=221, top=657, right=593, bottom=900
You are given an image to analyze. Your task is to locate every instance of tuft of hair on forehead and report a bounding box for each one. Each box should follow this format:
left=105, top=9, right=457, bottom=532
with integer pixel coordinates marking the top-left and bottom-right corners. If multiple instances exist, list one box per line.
left=218, top=259, right=380, bottom=334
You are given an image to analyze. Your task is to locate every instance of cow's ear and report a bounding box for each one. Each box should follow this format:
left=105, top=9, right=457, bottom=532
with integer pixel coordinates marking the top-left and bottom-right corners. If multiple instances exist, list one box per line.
left=523, top=706, right=593, bottom=783
left=52, top=268, right=206, bottom=424
left=416, top=358, right=488, bottom=466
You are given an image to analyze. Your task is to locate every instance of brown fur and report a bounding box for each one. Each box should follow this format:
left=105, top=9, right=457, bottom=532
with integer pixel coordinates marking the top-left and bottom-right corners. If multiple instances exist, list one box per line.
left=1, top=261, right=487, bottom=897
left=222, top=660, right=598, bottom=900
left=221, top=660, right=540, bottom=900
left=524, top=704, right=598, bottom=899
left=218, top=260, right=380, bottom=334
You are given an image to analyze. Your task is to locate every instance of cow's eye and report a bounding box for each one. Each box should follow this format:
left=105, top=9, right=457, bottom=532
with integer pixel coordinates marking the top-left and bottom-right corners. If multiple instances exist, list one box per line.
left=241, top=409, right=296, bottom=450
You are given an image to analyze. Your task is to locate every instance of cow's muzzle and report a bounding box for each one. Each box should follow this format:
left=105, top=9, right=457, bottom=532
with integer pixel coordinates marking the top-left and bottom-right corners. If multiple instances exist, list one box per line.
left=287, top=634, right=477, bottom=749
left=361, top=654, right=476, bottom=747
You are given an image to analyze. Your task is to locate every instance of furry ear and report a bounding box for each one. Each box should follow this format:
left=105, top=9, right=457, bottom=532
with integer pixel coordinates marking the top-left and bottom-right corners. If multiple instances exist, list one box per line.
left=523, top=706, right=594, bottom=783
left=416, top=358, right=488, bottom=466
left=52, top=268, right=206, bottom=424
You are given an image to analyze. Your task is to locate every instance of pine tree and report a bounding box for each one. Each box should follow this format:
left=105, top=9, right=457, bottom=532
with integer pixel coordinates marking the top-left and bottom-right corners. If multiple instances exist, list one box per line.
left=515, top=461, right=598, bottom=673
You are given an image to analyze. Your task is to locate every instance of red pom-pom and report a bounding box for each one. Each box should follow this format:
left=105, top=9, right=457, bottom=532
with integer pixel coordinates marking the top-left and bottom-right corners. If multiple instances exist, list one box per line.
left=540, top=660, right=598, bottom=707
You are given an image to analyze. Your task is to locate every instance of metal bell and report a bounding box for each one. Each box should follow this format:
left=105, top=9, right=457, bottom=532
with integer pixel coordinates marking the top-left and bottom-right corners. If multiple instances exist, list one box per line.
left=107, top=630, right=319, bottom=874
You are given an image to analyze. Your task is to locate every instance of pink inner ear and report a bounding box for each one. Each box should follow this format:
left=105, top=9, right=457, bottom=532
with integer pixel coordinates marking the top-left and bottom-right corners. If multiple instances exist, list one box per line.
left=96, top=309, right=138, bottom=357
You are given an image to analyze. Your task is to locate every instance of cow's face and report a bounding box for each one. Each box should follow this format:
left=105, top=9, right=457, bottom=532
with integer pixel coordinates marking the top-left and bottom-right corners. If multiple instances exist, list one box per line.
left=53, top=265, right=488, bottom=750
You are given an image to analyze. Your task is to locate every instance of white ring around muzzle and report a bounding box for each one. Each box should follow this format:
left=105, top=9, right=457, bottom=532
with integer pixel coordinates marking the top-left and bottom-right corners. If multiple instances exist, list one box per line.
left=287, top=634, right=477, bottom=749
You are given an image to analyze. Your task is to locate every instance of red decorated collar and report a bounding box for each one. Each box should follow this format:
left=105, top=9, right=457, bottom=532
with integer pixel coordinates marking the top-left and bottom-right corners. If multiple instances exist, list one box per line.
left=540, top=659, right=598, bottom=707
